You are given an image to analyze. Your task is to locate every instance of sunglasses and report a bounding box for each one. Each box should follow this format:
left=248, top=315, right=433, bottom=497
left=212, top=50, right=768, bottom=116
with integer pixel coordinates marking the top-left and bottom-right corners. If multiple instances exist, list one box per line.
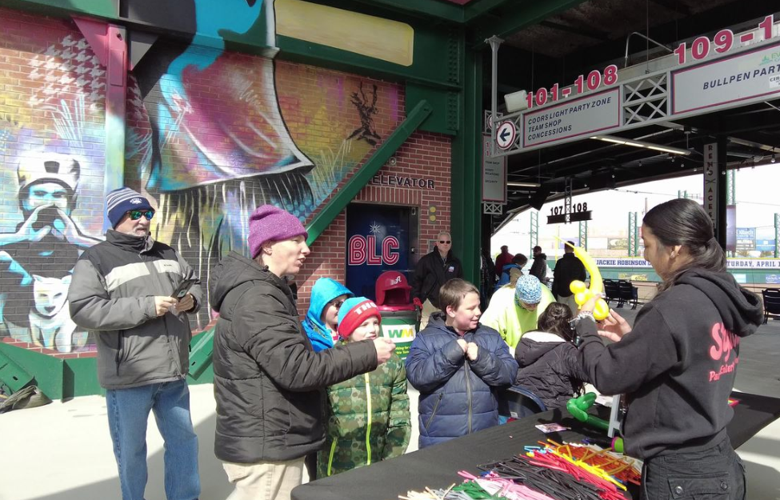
left=127, top=209, right=155, bottom=221
left=439, top=240, right=451, bottom=244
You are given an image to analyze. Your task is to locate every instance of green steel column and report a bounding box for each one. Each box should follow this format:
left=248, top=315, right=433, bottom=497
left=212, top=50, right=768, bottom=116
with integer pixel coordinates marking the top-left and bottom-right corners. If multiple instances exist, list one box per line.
left=775, top=214, right=779, bottom=259
left=726, top=170, right=736, bottom=206
left=628, top=212, right=638, bottom=257
left=579, top=221, right=588, bottom=251
left=678, top=190, right=688, bottom=199
left=451, top=31, right=481, bottom=283
left=530, top=210, right=539, bottom=256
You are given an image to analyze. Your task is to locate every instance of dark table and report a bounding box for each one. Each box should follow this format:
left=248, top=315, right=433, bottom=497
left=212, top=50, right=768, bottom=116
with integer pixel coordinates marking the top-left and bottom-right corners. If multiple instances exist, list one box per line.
left=292, top=392, right=780, bottom=500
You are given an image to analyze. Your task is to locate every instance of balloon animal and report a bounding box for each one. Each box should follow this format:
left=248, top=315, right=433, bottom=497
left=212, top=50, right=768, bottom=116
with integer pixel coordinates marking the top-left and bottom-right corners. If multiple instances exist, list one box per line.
left=563, top=241, right=610, bottom=321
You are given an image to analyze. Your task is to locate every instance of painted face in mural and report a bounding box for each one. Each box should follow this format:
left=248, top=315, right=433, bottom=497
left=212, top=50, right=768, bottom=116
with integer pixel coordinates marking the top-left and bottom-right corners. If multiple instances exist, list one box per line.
left=447, top=291, right=481, bottom=333
left=322, top=294, right=348, bottom=332
left=114, top=209, right=155, bottom=238
left=349, top=317, right=380, bottom=342
left=262, top=235, right=310, bottom=277
left=23, top=182, right=71, bottom=214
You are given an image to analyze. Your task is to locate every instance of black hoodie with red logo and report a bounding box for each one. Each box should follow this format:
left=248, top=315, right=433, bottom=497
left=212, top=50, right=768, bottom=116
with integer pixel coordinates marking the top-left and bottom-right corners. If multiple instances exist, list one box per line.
left=576, top=268, right=763, bottom=460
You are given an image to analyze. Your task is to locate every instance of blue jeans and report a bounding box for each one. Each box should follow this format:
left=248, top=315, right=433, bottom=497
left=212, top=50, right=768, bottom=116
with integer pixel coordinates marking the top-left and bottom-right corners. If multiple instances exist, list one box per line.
left=107, top=379, right=200, bottom=500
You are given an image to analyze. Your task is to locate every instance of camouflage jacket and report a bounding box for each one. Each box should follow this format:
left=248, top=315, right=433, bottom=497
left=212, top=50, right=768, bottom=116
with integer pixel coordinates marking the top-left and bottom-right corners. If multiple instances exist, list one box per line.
left=317, top=352, right=411, bottom=477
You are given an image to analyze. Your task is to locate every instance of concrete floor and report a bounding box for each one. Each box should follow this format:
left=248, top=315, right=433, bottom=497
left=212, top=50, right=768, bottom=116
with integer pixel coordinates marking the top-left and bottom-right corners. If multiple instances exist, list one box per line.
left=1, top=306, right=779, bottom=500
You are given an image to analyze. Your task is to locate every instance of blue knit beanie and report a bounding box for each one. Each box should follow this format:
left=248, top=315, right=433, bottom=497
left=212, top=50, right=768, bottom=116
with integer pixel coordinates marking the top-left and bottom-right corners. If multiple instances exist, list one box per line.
left=515, top=274, right=542, bottom=304
left=106, top=187, right=153, bottom=229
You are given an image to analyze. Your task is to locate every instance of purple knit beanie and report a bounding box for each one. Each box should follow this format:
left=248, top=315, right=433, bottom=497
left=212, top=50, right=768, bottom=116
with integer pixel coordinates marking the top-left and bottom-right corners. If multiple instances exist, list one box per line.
left=248, top=205, right=308, bottom=259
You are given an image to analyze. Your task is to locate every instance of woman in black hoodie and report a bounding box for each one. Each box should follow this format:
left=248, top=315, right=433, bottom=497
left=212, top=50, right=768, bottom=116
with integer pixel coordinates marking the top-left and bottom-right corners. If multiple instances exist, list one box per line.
left=576, top=198, right=762, bottom=500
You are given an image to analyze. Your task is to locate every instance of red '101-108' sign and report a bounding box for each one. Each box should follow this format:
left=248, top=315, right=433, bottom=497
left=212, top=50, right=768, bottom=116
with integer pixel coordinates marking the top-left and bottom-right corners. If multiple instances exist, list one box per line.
left=525, top=65, right=619, bottom=110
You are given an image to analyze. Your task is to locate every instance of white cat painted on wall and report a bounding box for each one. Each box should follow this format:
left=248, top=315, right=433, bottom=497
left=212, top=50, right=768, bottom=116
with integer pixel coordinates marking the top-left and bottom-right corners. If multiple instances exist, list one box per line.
left=30, top=274, right=86, bottom=353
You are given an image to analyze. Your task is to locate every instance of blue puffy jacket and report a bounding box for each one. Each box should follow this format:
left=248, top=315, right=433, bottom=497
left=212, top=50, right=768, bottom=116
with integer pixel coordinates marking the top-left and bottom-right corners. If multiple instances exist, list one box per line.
left=406, top=313, right=518, bottom=448
left=302, top=278, right=354, bottom=352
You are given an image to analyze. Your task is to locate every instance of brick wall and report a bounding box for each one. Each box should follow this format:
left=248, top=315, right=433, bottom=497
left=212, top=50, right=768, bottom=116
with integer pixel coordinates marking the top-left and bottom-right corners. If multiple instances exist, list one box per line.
left=298, top=130, right=453, bottom=318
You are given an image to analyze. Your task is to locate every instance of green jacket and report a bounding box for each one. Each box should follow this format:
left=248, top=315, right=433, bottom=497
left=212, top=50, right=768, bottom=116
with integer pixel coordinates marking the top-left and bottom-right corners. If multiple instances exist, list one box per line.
left=318, top=352, right=411, bottom=477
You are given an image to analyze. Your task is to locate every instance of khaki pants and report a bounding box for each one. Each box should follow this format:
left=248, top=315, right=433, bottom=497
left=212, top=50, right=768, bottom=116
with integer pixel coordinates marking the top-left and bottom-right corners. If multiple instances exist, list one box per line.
left=558, top=294, right=579, bottom=316
left=223, top=457, right=305, bottom=500
left=420, top=299, right=441, bottom=330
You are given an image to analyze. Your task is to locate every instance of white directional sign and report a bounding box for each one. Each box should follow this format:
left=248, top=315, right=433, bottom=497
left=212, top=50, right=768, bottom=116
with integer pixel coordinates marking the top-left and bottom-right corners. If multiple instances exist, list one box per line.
left=522, top=88, right=621, bottom=148
left=673, top=41, right=780, bottom=115
left=495, top=121, right=517, bottom=150
left=482, top=134, right=506, bottom=203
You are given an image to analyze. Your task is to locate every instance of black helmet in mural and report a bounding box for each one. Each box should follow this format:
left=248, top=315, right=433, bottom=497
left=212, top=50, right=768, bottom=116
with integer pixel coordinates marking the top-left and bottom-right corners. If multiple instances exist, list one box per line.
left=17, top=154, right=81, bottom=213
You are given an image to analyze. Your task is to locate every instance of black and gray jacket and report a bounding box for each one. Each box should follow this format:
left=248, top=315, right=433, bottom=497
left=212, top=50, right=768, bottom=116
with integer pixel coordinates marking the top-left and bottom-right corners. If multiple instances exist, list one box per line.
left=210, top=252, right=379, bottom=463
left=68, top=230, right=201, bottom=390
left=514, top=330, right=590, bottom=410
left=411, top=250, right=463, bottom=309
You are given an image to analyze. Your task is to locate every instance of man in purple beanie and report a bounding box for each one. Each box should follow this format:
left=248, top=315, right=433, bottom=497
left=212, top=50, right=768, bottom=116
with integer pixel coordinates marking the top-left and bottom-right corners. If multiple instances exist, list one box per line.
left=210, top=204, right=396, bottom=500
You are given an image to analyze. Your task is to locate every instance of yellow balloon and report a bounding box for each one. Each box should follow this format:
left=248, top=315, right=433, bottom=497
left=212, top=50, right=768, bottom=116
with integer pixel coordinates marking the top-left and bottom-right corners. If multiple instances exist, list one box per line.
left=569, top=280, right=587, bottom=295
left=594, top=298, right=610, bottom=321
left=574, top=291, right=591, bottom=306
left=560, top=239, right=611, bottom=321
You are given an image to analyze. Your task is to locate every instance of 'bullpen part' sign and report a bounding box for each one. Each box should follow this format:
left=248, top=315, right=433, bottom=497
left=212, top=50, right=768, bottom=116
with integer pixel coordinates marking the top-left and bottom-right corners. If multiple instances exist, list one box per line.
left=672, top=41, right=780, bottom=115
left=522, top=87, right=621, bottom=148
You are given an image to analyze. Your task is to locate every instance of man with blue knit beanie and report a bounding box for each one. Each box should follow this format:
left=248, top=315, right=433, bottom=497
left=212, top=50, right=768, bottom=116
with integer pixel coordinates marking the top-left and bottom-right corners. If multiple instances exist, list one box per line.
left=69, top=186, right=202, bottom=500
left=481, top=274, right=555, bottom=350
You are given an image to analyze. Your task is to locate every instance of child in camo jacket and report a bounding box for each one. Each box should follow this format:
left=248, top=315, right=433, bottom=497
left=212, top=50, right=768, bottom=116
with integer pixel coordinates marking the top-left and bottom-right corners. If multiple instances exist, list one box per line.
left=317, top=297, right=411, bottom=477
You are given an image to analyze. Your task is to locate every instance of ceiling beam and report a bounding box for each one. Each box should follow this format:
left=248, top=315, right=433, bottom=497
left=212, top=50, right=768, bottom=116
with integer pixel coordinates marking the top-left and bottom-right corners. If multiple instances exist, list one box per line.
left=463, top=0, right=508, bottom=23
left=540, top=20, right=610, bottom=41
left=649, top=0, right=692, bottom=17
left=472, top=0, right=589, bottom=49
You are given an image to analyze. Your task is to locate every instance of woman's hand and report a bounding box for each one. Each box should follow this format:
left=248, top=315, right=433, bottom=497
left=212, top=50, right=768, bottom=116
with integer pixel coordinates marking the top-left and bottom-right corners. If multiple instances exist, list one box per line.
left=597, top=309, right=632, bottom=342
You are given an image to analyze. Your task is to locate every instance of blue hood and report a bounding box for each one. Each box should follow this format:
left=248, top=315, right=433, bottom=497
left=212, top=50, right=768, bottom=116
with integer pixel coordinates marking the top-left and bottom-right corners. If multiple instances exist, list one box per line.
left=303, top=278, right=354, bottom=351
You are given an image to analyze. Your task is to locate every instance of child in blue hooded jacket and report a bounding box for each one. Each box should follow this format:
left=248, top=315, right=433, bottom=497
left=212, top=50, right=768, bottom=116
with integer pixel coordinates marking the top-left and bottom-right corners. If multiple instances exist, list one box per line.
left=303, top=278, right=354, bottom=352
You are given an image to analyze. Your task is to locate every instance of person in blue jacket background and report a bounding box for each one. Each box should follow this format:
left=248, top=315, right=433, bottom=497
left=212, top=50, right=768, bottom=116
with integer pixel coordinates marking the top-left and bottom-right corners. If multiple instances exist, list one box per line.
left=303, top=278, right=354, bottom=352
left=406, top=279, right=518, bottom=449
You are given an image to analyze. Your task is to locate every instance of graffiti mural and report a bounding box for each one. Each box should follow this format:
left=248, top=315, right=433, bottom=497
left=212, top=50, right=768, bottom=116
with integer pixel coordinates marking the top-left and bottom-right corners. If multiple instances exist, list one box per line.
left=0, top=2, right=402, bottom=346
left=0, top=13, right=105, bottom=352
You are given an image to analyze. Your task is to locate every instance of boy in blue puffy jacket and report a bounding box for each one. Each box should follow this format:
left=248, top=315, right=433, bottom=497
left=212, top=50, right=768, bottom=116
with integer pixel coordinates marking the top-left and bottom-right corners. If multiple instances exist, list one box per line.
left=406, top=279, right=518, bottom=449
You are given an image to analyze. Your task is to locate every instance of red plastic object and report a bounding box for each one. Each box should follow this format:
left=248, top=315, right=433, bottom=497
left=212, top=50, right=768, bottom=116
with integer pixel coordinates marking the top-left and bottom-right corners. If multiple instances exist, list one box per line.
left=375, top=271, right=412, bottom=306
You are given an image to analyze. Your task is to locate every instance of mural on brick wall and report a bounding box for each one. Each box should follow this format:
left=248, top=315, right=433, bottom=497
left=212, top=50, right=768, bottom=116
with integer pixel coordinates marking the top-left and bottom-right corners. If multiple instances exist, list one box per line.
left=0, top=2, right=402, bottom=348
left=0, top=16, right=106, bottom=352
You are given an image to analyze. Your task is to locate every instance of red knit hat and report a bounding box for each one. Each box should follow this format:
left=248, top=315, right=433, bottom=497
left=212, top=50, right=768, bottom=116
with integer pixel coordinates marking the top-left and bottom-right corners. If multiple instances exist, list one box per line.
left=337, top=297, right=382, bottom=339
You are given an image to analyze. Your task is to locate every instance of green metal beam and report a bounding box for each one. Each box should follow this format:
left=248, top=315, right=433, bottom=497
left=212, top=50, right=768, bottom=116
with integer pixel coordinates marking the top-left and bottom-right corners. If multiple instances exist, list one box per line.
left=451, top=37, right=482, bottom=284
left=472, top=0, right=588, bottom=48
left=328, top=0, right=464, bottom=23
left=305, top=100, right=433, bottom=245
left=276, top=36, right=461, bottom=92
left=463, top=0, right=507, bottom=23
